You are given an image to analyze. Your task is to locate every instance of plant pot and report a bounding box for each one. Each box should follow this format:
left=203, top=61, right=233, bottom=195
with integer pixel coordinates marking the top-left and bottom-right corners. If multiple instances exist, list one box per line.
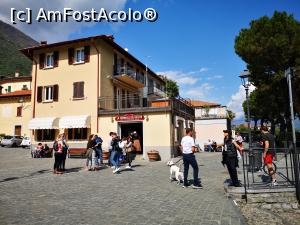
left=147, top=150, right=159, bottom=161
left=102, top=151, right=110, bottom=160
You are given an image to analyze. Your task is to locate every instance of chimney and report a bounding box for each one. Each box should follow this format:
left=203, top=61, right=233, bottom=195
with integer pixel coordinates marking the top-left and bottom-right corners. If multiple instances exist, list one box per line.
left=15, top=70, right=20, bottom=77
left=106, top=35, right=114, bottom=41
left=40, top=41, right=47, bottom=45
left=0, top=86, right=2, bottom=95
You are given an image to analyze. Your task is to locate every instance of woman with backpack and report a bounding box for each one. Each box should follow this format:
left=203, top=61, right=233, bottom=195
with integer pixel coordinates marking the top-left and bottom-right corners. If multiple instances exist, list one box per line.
left=110, top=133, right=122, bottom=174
left=86, top=134, right=96, bottom=171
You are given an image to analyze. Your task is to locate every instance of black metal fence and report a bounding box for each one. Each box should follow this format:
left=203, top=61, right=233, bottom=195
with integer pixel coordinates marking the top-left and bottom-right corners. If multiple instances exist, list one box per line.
left=241, top=146, right=300, bottom=202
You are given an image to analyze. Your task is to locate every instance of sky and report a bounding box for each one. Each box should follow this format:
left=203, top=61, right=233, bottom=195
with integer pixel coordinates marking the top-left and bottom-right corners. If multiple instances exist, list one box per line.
left=1, top=0, right=300, bottom=123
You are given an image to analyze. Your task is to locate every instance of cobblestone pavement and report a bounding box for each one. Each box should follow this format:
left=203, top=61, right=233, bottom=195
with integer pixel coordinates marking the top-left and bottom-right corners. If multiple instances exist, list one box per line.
left=0, top=147, right=246, bottom=225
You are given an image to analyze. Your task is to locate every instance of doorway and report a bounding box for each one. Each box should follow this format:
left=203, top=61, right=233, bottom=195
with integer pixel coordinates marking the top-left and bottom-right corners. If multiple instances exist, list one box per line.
left=119, top=122, right=143, bottom=153
left=15, top=125, right=21, bottom=136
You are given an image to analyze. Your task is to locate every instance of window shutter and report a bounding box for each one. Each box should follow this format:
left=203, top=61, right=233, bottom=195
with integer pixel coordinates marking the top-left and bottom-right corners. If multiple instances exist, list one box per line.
left=53, top=51, right=59, bottom=67
left=53, top=85, right=59, bottom=101
left=79, top=82, right=84, bottom=98
left=39, top=53, right=45, bottom=69
left=37, top=86, right=43, bottom=103
left=17, top=106, right=22, bottom=117
left=68, top=48, right=74, bottom=65
left=84, top=46, right=90, bottom=63
left=73, top=82, right=78, bottom=98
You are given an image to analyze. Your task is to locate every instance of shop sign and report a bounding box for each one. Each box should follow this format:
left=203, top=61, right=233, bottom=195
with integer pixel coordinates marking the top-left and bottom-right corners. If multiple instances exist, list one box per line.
left=115, top=114, right=144, bottom=121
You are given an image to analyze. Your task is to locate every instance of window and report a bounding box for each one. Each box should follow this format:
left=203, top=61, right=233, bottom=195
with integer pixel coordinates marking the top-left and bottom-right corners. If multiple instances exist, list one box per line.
left=75, top=48, right=84, bottom=63
left=36, top=129, right=55, bottom=141
left=7, top=86, right=11, bottom=92
left=16, top=106, right=22, bottom=117
left=67, top=128, right=88, bottom=140
left=73, top=82, right=84, bottom=99
left=44, top=86, right=53, bottom=102
left=45, top=53, right=54, bottom=68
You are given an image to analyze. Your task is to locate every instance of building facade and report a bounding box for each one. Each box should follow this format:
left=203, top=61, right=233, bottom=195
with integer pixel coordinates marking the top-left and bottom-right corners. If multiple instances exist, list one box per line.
left=0, top=75, right=32, bottom=136
left=191, top=100, right=228, bottom=149
left=21, top=35, right=194, bottom=161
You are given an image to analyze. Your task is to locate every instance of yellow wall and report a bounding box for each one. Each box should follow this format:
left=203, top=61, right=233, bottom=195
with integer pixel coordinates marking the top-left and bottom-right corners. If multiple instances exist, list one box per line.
left=31, top=43, right=100, bottom=138
left=1, top=81, right=31, bottom=93
left=0, top=97, right=32, bottom=136
left=99, top=112, right=173, bottom=161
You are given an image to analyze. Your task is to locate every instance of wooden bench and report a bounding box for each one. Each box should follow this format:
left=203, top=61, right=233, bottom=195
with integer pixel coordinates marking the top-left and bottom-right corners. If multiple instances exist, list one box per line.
left=67, top=148, right=86, bottom=158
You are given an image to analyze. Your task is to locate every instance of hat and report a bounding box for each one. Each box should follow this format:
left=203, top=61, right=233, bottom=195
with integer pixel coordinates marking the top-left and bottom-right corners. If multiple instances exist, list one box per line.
left=223, top=129, right=232, bottom=133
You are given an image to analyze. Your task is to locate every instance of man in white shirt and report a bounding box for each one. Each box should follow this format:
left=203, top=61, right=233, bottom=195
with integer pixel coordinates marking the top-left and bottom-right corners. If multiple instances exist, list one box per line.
left=181, top=128, right=203, bottom=189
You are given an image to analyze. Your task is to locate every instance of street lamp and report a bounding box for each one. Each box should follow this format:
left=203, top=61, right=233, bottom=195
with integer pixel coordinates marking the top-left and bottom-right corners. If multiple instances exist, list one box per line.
left=239, top=70, right=254, bottom=193
left=239, top=70, right=252, bottom=148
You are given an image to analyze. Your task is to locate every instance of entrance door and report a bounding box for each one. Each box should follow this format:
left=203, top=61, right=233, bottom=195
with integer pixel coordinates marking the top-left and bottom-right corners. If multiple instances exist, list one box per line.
left=15, top=125, right=21, bottom=136
left=119, top=122, right=143, bottom=153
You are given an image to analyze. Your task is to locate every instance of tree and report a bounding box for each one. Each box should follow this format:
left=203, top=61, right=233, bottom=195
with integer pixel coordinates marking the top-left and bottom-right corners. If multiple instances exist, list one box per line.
left=226, top=109, right=235, bottom=130
left=165, top=78, right=179, bottom=98
left=235, top=11, right=300, bottom=133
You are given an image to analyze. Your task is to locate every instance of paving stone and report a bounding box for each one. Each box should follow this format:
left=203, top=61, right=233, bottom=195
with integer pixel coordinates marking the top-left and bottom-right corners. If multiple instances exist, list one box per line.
left=0, top=148, right=245, bottom=225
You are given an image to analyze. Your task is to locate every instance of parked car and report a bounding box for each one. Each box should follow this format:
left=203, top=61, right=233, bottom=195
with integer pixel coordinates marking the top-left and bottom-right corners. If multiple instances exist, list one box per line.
left=0, top=135, right=23, bottom=147
left=20, top=136, right=31, bottom=148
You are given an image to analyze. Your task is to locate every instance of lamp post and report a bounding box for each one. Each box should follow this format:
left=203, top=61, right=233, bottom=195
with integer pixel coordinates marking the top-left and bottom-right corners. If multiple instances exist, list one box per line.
left=239, top=70, right=252, bottom=200
left=239, top=70, right=252, bottom=150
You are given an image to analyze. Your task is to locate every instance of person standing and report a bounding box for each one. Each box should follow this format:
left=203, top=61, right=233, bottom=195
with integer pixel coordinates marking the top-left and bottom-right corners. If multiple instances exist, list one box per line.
left=110, top=133, right=122, bottom=174
left=222, top=130, right=242, bottom=187
left=261, top=126, right=277, bottom=186
left=86, top=134, right=96, bottom=171
left=53, top=134, right=64, bottom=174
left=119, top=136, right=133, bottom=169
left=181, top=128, right=203, bottom=189
left=108, top=132, right=114, bottom=167
left=60, top=133, right=69, bottom=172
left=94, top=134, right=103, bottom=166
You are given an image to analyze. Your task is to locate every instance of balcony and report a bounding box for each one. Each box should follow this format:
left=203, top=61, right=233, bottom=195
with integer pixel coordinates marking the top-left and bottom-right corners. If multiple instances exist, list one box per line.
left=147, top=86, right=166, bottom=97
left=98, top=95, right=194, bottom=119
left=195, top=106, right=228, bottom=120
left=113, top=66, right=145, bottom=89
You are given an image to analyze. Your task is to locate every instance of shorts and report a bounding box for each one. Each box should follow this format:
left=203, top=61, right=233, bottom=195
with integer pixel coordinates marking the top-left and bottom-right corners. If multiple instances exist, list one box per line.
left=264, top=154, right=273, bottom=164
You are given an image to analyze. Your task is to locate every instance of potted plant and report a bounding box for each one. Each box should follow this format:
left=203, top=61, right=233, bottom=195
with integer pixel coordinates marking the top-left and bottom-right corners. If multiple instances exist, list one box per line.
left=147, top=150, right=160, bottom=161
left=102, top=151, right=110, bottom=160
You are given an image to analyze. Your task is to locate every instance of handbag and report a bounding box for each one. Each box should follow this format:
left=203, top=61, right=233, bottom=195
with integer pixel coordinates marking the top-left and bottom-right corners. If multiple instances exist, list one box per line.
left=85, top=148, right=93, bottom=158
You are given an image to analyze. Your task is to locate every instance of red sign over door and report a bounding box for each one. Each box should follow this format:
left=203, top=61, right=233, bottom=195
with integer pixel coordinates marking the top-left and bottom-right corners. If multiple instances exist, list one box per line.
left=115, top=114, right=144, bottom=121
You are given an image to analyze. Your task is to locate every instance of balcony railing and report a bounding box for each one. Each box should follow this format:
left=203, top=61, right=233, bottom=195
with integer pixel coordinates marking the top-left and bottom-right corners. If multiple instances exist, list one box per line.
left=113, top=66, right=145, bottom=84
left=98, top=95, right=194, bottom=118
left=147, top=86, right=166, bottom=97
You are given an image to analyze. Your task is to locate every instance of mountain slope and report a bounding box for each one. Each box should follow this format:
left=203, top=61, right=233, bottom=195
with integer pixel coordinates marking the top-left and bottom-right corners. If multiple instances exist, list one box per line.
left=0, top=20, right=38, bottom=77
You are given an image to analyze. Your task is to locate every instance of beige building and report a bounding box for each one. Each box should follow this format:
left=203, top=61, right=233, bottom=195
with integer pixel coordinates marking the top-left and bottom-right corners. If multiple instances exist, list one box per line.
left=21, top=35, right=194, bottom=161
left=191, top=100, right=228, bottom=150
left=0, top=76, right=32, bottom=136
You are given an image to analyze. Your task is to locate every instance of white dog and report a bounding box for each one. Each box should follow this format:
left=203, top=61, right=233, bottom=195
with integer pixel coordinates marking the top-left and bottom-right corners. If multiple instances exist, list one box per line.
left=167, top=160, right=184, bottom=184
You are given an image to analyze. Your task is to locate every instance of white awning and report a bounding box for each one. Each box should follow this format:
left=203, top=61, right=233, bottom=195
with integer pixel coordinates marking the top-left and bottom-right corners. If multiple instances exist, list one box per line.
left=59, top=115, right=90, bottom=128
left=29, top=117, right=59, bottom=130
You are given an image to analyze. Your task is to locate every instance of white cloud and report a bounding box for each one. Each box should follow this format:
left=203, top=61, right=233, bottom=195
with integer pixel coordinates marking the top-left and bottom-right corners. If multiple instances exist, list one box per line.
left=207, top=75, right=223, bottom=80
left=227, top=84, right=255, bottom=121
left=157, top=70, right=205, bottom=85
left=183, top=83, right=213, bottom=99
left=0, top=0, right=127, bottom=43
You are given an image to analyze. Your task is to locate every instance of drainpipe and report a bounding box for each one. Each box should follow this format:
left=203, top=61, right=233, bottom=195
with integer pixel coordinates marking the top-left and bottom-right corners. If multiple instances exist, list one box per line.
left=31, top=53, right=38, bottom=138
left=92, top=41, right=100, bottom=133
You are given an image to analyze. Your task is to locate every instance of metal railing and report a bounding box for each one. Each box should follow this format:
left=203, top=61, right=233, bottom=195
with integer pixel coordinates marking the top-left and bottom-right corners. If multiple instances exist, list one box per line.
left=114, top=66, right=145, bottom=84
left=98, top=95, right=195, bottom=118
left=147, top=86, right=166, bottom=97
left=241, top=146, right=300, bottom=202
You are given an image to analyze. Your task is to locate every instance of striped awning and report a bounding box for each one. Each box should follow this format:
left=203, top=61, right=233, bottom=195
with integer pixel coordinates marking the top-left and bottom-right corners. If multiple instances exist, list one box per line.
left=28, top=117, right=59, bottom=130
left=59, top=115, right=90, bottom=128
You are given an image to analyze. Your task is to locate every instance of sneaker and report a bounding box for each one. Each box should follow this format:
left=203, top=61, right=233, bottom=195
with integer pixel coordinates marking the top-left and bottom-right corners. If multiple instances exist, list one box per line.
left=192, top=184, right=203, bottom=189
left=272, top=180, right=278, bottom=186
left=113, top=167, right=120, bottom=174
left=126, top=165, right=132, bottom=169
left=111, top=166, right=115, bottom=170
left=182, top=185, right=189, bottom=188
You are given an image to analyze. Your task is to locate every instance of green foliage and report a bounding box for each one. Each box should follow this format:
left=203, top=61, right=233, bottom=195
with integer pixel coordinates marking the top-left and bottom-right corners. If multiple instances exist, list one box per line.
left=0, top=20, right=37, bottom=77
left=165, top=78, right=179, bottom=98
left=227, top=109, right=235, bottom=120
left=235, top=11, right=300, bottom=124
